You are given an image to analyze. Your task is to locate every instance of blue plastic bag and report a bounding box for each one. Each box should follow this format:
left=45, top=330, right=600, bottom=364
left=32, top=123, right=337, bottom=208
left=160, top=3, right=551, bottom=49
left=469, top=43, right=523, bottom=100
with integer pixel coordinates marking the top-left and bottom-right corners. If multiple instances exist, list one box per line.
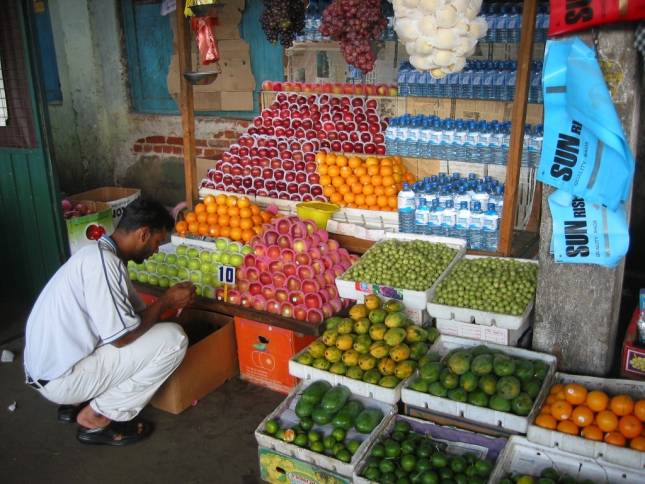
left=549, top=190, right=629, bottom=268
left=538, top=37, right=634, bottom=210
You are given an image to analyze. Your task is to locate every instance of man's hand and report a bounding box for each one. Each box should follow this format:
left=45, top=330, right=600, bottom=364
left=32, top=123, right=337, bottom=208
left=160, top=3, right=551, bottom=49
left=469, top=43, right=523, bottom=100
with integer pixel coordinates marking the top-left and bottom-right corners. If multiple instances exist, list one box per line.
left=162, top=282, right=196, bottom=310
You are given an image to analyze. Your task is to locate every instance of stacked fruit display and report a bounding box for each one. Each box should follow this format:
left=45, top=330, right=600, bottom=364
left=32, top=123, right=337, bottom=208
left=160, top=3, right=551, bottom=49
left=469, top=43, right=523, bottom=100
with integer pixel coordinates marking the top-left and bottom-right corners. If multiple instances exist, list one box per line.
left=261, top=80, right=398, bottom=96
left=295, top=298, right=440, bottom=387
left=234, top=215, right=355, bottom=323
left=259, top=0, right=306, bottom=48
left=201, top=92, right=390, bottom=201
left=534, top=383, right=645, bottom=451
left=359, top=419, right=495, bottom=483
left=128, top=241, right=251, bottom=298
left=317, top=152, right=415, bottom=211
left=433, top=258, right=538, bottom=316
left=261, top=381, right=385, bottom=463
left=407, top=345, right=549, bottom=416
left=501, top=468, right=594, bottom=484
left=174, top=194, right=275, bottom=243
left=341, top=239, right=457, bottom=292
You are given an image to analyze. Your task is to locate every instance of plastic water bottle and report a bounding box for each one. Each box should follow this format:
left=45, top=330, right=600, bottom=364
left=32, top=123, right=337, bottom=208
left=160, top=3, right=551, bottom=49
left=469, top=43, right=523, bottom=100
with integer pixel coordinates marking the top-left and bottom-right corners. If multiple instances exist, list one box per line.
left=428, top=200, right=442, bottom=236
left=460, top=65, right=473, bottom=99
left=468, top=201, right=484, bottom=250
left=431, top=120, right=444, bottom=159
left=455, top=201, right=471, bottom=245
left=505, top=65, right=516, bottom=103
left=397, top=183, right=416, bottom=233
left=441, top=200, right=457, bottom=238
left=454, top=121, right=467, bottom=161
left=465, top=121, right=479, bottom=162
left=509, top=5, right=521, bottom=43
left=454, top=186, right=471, bottom=212
left=438, top=186, right=453, bottom=210
left=477, top=121, right=492, bottom=165
left=483, top=62, right=496, bottom=100
left=407, top=118, right=420, bottom=158
left=385, top=120, right=396, bottom=155
left=500, top=123, right=511, bottom=165
left=492, top=185, right=504, bottom=217
left=483, top=202, right=500, bottom=252
left=414, top=197, right=430, bottom=235
left=498, top=4, right=510, bottom=43
left=472, top=183, right=490, bottom=211
left=472, top=63, right=484, bottom=99
left=530, top=124, right=543, bottom=167
left=442, top=119, right=455, bottom=161
left=398, top=67, right=408, bottom=97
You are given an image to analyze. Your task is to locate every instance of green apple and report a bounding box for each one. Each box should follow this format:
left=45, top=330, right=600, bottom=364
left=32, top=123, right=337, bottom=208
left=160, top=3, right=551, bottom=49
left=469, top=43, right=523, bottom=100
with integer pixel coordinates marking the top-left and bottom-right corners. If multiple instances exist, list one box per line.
left=190, top=271, right=202, bottom=283
left=165, top=254, right=177, bottom=265
left=211, top=262, right=221, bottom=274
left=229, top=242, right=242, bottom=253
left=188, top=247, right=200, bottom=258
left=144, top=261, right=157, bottom=273
left=176, top=244, right=188, bottom=256
left=128, top=270, right=138, bottom=281
left=177, top=268, right=190, bottom=280
left=202, top=273, right=214, bottom=285
left=166, top=265, right=178, bottom=277
left=230, top=254, right=243, bottom=268
left=241, top=245, right=253, bottom=256
left=220, top=252, right=231, bottom=265
left=137, top=272, right=149, bottom=284
left=169, top=276, right=180, bottom=286
left=202, top=285, right=215, bottom=298
left=127, top=260, right=137, bottom=269
left=215, top=238, right=229, bottom=251
left=154, top=253, right=165, bottom=262
left=211, top=251, right=222, bottom=263
left=158, top=276, right=170, bottom=288
left=199, top=250, right=211, bottom=263
left=157, top=264, right=168, bottom=276
left=176, top=256, right=188, bottom=268
left=148, top=274, right=159, bottom=286
left=136, top=263, right=146, bottom=271
left=200, top=262, right=212, bottom=274
left=194, top=284, right=203, bottom=297
left=188, top=258, right=200, bottom=270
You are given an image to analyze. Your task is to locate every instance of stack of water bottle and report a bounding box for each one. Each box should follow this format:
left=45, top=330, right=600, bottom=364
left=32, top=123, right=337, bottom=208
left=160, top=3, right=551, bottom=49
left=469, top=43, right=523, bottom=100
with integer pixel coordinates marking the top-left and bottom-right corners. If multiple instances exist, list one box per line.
left=294, top=0, right=396, bottom=43
left=397, top=173, right=504, bottom=252
left=480, top=2, right=550, bottom=44
left=397, top=60, right=543, bottom=104
left=385, top=115, right=543, bottom=167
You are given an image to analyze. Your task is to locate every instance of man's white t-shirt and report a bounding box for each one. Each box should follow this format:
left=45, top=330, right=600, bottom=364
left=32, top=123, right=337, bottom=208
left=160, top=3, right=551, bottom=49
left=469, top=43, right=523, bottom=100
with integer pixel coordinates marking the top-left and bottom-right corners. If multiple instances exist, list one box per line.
left=24, top=236, right=145, bottom=381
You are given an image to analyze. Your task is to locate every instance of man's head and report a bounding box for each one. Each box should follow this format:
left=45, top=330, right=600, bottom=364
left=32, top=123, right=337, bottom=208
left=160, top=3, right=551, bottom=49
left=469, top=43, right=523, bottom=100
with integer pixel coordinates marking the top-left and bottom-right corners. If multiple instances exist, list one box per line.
left=113, top=198, right=174, bottom=263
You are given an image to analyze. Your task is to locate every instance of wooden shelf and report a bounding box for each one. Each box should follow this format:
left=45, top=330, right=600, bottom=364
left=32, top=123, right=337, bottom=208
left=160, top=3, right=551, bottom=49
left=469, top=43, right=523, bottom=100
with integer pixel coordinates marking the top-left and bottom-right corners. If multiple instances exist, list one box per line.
left=135, top=282, right=326, bottom=336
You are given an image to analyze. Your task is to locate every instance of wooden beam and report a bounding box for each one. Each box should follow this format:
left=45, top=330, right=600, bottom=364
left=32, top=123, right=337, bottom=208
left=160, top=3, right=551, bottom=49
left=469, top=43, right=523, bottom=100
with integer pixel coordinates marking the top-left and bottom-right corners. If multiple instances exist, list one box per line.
left=176, top=0, right=196, bottom=209
left=497, top=0, right=537, bottom=255
left=525, top=181, right=543, bottom=233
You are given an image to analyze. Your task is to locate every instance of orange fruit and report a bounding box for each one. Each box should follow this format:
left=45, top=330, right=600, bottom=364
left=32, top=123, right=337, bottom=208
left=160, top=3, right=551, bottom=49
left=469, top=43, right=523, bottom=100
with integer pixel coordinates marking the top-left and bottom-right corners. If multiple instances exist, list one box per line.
left=220, top=226, right=230, bottom=238
left=229, top=217, right=240, bottom=229
left=604, top=431, right=626, bottom=447
left=351, top=183, right=363, bottom=194
left=215, top=194, right=228, bottom=205
left=326, top=153, right=337, bottom=165
left=343, top=192, right=355, bottom=204
left=371, top=175, right=382, bottom=186
left=239, top=207, right=252, bottom=219
left=240, top=218, right=253, bottom=230
left=237, top=197, right=250, bottom=209
left=203, top=195, right=216, bottom=205
left=319, top=175, right=332, bottom=186
left=564, top=384, right=588, bottom=405
left=197, top=212, right=208, bottom=224
left=348, top=157, right=362, bottom=169
left=338, top=184, right=350, bottom=195
left=634, top=400, right=645, bottom=422
left=550, top=384, right=564, bottom=394
left=362, top=184, right=374, bottom=196
left=377, top=195, right=388, bottom=208
left=345, top=175, right=358, bottom=187
left=229, top=227, right=242, bottom=241
left=380, top=166, right=393, bottom=176
left=367, top=165, right=379, bottom=176
left=336, top=155, right=347, bottom=167
left=354, top=194, right=366, bottom=206
left=315, top=152, right=327, bottom=163
left=557, top=420, right=579, bottom=436
left=629, top=436, right=645, bottom=451
left=241, top=228, right=254, bottom=243
left=194, top=203, right=206, bottom=214
left=328, top=165, right=340, bottom=177
left=359, top=174, right=372, bottom=185
left=618, top=415, right=643, bottom=439
left=388, top=197, right=397, bottom=210
left=330, top=193, right=343, bottom=204
left=206, top=203, right=217, bottom=214
left=318, top=164, right=328, bottom=175
left=260, top=211, right=272, bottom=223
left=382, top=175, right=395, bottom=187
left=332, top=176, right=344, bottom=188
left=218, top=214, right=230, bottom=226
left=365, top=157, right=379, bottom=166
left=226, top=196, right=237, bottom=207
left=227, top=206, right=239, bottom=217
left=610, top=395, right=634, bottom=417
left=187, top=222, right=199, bottom=234
left=551, top=400, right=573, bottom=421
left=571, top=405, right=594, bottom=428
left=217, top=205, right=228, bottom=216
left=596, top=410, right=619, bottom=432
left=535, top=414, right=557, bottom=430
left=197, top=223, right=209, bottom=236
left=354, top=166, right=367, bottom=177
left=175, top=221, right=188, bottom=234
left=540, top=404, right=551, bottom=415
left=384, top=185, right=397, bottom=196
left=365, top=194, right=377, bottom=207
left=586, top=390, right=609, bottom=412
left=206, top=214, right=218, bottom=226
left=185, top=212, right=197, bottom=223
left=581, top=425, right=604, bottom=441
left=252, top=214, right=263, bottom=226
left=323, top=186, right=335, bottom=198
left=340, top=166, right=352, bottom=178
left=374, top=186, right=385, bottom=196
left=546, top=395, right=558, bottom=405
left=208, top=225, right=219, bottom=237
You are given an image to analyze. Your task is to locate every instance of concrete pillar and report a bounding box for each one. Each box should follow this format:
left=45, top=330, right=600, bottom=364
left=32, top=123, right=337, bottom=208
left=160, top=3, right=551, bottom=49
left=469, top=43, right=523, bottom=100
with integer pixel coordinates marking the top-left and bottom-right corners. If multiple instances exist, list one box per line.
left=533, top=27, right=642, bottom=375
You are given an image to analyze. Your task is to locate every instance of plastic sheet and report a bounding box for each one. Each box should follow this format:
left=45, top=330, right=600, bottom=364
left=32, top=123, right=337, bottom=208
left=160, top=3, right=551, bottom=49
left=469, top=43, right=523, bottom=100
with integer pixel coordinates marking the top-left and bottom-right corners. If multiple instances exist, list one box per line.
left=548, top=0, right=645, bottom=37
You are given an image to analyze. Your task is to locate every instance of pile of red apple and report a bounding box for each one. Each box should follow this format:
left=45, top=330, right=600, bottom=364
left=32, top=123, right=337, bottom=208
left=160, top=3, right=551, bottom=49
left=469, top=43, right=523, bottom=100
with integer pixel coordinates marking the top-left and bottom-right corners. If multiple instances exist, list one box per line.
left=262, top=80, right=397, bottom=97
left=228, top=216, right=356, bottom=324
left=61, top=198, right=96, bottom=219
left=201, top=92, right=388, bottom=202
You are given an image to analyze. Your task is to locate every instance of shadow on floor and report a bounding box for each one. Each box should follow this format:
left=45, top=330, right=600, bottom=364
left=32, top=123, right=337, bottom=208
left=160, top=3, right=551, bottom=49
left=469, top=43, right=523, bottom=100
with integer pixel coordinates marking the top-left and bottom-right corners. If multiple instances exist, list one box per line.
left=0, top=337, right=284, bottom=484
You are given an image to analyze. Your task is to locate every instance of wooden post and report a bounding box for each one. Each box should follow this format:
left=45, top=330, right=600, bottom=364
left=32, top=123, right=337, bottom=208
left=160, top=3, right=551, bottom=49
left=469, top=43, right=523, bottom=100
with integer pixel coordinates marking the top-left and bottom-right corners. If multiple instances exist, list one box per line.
left=176, top=0, right=196, bottom=209
left=497, top=0, right=537, bottom=255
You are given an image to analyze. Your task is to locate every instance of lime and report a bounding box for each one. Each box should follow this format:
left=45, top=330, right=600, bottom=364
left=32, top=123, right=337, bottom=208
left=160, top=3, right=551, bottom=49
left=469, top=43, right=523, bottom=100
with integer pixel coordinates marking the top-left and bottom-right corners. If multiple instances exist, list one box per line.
left=379, top=459, right=396, bottom=474
left=384, top=439, right=401, bottom=458
left=459, top=372, right=478, bottom=392
left=450, top=456, right=466, bottom=473
left=416, top=441, right=433, bottom=458
left=336, top=449, right=351, bottom=463
left=401, top=438, right=416, bottom=455
left=474, top=459, right=493, bottom=477
left=438, top=467, right=453, bottom=480
left=323, top=435, right=337, bottom=450
left=294, top=433, right=308, bottom=447
left=394, top=420, right=412, bottom=434
left=392, top=430, right=407, bottom=442
left=371, top=442, right=385, bottom=457
left=332, top=443, right=345, bottom=456
left=307, top=430, right=321, bottom=443
left=454, top=473, right=468, bottom=484
left=401, top=453, right=417, bottom=472
left=431, top=452, right=448, bottom=468
left=420, top=470, right=439, bottom=484
left=331, top=427, right=346, bottom=442
left=415, top=458, right=432, bottom=473
left=516, top=477, right=535, bottom=484
left=380, top=472, right=397, bottom=484
left=309, top=440, right=324, bottom=453
left=363, top=467, right=381, bottom=481
left=346, top=439, right=361, bottom=455
left=299, top=417, right=313, bottom=431
left=264, top=418, right=279, bottom=435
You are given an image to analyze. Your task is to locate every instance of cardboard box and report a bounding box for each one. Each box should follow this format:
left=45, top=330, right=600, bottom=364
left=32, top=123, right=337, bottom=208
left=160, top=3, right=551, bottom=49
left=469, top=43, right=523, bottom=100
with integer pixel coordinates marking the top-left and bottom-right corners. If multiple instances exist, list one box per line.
left=622, top=308, right=645, bottom=380
left=70, top=186, right=141, bottom=227
left=212, top=0, right=244, bottom=40
left=258, top=447, right=350, bottom=484
left=234, top=317, right=315, bottom=394
left=65, top=200, right=114, bottom=254
left=151, top=308, right=238, bottom=414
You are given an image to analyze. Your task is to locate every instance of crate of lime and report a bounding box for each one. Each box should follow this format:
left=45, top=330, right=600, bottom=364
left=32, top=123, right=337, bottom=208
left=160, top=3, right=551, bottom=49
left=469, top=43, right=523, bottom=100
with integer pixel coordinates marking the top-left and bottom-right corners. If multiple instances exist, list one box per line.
left=401, top=336, right=557, bottom=435
left=335, top=233, right=466, bottom=311
left=288, top=298, right=442, bottom=405
left=255, top=379, right=396, bottom=477
left=353, top=414, right=506, bottom=484
left=426, top=256, right=539, bottom=338
left=489, top=435, right=645, bottom=483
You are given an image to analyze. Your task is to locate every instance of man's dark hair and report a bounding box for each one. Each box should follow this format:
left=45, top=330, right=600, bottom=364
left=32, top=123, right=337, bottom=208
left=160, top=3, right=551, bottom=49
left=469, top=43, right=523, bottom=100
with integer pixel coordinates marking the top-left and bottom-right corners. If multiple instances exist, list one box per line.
left=116, top=198, right=174, bottom=233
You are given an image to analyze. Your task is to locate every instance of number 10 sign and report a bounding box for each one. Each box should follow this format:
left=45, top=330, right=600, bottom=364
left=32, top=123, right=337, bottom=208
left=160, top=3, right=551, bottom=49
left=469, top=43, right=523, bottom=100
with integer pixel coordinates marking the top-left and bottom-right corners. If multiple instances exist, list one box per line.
left=218, top=265, right=236, bottom=285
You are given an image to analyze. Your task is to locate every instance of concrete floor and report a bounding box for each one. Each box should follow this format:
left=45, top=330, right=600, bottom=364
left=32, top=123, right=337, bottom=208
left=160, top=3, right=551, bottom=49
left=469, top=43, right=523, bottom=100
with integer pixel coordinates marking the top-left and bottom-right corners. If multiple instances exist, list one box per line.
left=0, top=312, right=284, bottom=484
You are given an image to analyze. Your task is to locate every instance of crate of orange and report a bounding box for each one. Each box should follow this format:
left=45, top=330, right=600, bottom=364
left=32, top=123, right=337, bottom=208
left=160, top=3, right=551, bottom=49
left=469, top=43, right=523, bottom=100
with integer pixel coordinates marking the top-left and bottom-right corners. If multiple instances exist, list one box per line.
left=174, top=194, right=276, bottom=245
left=316, top=152, right=415, bottom=213
left=528, top=373, right=645, bottom=469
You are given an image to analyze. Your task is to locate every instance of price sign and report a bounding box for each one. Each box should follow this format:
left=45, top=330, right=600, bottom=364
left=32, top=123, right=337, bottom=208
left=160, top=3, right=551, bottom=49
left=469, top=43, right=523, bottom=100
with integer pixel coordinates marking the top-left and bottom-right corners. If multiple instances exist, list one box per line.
left=218, top=265, right=236, bottom=285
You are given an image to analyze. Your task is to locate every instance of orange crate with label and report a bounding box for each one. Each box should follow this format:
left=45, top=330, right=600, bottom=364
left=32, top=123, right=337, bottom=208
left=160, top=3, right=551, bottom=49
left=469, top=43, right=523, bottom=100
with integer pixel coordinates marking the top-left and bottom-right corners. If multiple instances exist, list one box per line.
left=234, top=317, right=315, bottom=394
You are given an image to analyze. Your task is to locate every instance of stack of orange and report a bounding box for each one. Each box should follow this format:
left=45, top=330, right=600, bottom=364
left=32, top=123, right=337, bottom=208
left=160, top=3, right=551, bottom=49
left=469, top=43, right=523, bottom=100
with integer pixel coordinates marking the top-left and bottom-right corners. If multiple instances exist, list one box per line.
left=174, top=194, right=275, bottom=243
left=535, top=382, right=645, bottom=451
left=316, top=152, right=416, bottom=211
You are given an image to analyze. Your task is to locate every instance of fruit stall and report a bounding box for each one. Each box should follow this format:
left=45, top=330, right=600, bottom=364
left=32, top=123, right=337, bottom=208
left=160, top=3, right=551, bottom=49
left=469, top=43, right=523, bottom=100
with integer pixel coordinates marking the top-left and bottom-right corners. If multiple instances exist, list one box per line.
left=118, top=0, right=645, bottom=482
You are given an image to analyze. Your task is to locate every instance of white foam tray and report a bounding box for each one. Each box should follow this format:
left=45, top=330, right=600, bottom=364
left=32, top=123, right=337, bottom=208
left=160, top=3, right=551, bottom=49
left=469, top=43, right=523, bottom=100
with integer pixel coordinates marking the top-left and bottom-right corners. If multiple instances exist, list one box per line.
left=435, top=315, right=531, bottom=347
left=335, top=232, right=467, bottom=311
left=289, top=346, right=413, bottom=405
left=401, top=335, right=557, bottom=434
left=490, top=435, right=645, bottom=483
left=170, top=233, right=218, bottom=250
left=426, top=255, right=538, bottom=330
left=527, top=373, right=645, bottom=470
left=254, top=379, right=396, bottom=477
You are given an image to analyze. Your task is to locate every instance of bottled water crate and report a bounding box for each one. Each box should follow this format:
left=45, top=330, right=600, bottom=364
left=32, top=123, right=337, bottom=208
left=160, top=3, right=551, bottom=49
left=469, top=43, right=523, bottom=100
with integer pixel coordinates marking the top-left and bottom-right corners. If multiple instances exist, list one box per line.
left=426, top=255, right=538, bottom=331
left=335, top=233, right=466, bottom=311
left=401, top=336, right=557, bottom=434
left=527, top=373, right=645, bottom=470
left=255, top=379, right=396, bottom=477
left=490, top=436, right=645, bottom=483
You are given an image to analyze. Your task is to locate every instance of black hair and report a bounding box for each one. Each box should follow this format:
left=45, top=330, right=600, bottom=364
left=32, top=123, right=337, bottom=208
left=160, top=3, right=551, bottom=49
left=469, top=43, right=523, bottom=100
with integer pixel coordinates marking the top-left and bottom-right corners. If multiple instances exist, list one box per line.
left=116, top=198, right=174, bottom=233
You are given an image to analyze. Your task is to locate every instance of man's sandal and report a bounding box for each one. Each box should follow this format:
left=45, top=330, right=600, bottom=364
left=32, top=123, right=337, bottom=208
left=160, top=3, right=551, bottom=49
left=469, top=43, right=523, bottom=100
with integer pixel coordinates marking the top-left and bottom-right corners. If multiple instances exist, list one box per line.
left=57, top=402, right=90, bottom=423
left=76, top=417, right=154, bottom=446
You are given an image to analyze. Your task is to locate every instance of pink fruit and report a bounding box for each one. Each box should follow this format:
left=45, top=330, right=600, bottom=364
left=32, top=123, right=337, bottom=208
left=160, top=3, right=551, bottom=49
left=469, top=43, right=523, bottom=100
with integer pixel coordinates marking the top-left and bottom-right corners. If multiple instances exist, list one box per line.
left=276, top=218, right=292, bottom=235
left=332, top=264, right=345, bottom=277
left=267, top=300, right=281, bottom=314
left=301, top=278, right=320, bottom=294
left=323, top=270, right=336, bottom=285
left=293, top=305, right=308, bottom=321
left=246, top=267, right=259, bottom=282
left=275, top=288, right=289, bottom=303
left=237, top=281, right=250, bottom=294
left=329, top=251, right=340, bottom=264
left=268, top=260, right=283, bottom=273
left=277, top=235, right=292, bottom=249
left=290, top=222, right=307, bottom=239
left=280, top=302, right=294, bottom=319
left=315, top=230, right=329, bottom=243
left=283, top=263, right=297, bottom=277
left=252, top=295, right=267, bottom=311
left=227, top=290, right=241, bottom=305
left=281, top=249, right=295, bottom=264
left=330, top=298, right=343, bottom=313
left=295, top=253, right=310, bottom=266
left=249, top=282, right=263, bottom=296
left=289, top=291, right=305, bottom=306
left=273, top=272, right=287, bottom=288
left=322, top=256, right=334, bottom=270
left=286, top=276, right=301, bottom=292
left=297, top=265, right=314, bottom=280
left=259, top=271, right=272, bottom=286
left=303, top=220, right=317, bottom=235
left=306, top=309, right=324, bottom=324
left=262, top=285, right=276, bottom=301
left=292, top=238, right=309, bottom=253
left=322, top=303, right=333, bottom=318
left=267, top=245, right=281, bottom=260
left=240, top=295, right=252, bottom=308
left=311, top=260, right=324, bottom=274
left=256, top=257, right=270, bottom=273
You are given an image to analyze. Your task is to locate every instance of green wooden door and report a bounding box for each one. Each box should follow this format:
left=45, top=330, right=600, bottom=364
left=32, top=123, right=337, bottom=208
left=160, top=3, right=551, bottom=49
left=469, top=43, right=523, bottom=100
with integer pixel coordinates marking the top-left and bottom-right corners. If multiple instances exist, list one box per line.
left=0, top=1, right=66, bottom=303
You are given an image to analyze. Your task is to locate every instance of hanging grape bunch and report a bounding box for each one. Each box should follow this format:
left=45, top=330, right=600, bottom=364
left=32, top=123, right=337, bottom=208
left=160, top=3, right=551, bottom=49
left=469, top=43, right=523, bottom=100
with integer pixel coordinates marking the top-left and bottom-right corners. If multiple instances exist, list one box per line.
left=260, top=0, right=306, bottom=48
left=320, top=0, right=387, bottom=73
